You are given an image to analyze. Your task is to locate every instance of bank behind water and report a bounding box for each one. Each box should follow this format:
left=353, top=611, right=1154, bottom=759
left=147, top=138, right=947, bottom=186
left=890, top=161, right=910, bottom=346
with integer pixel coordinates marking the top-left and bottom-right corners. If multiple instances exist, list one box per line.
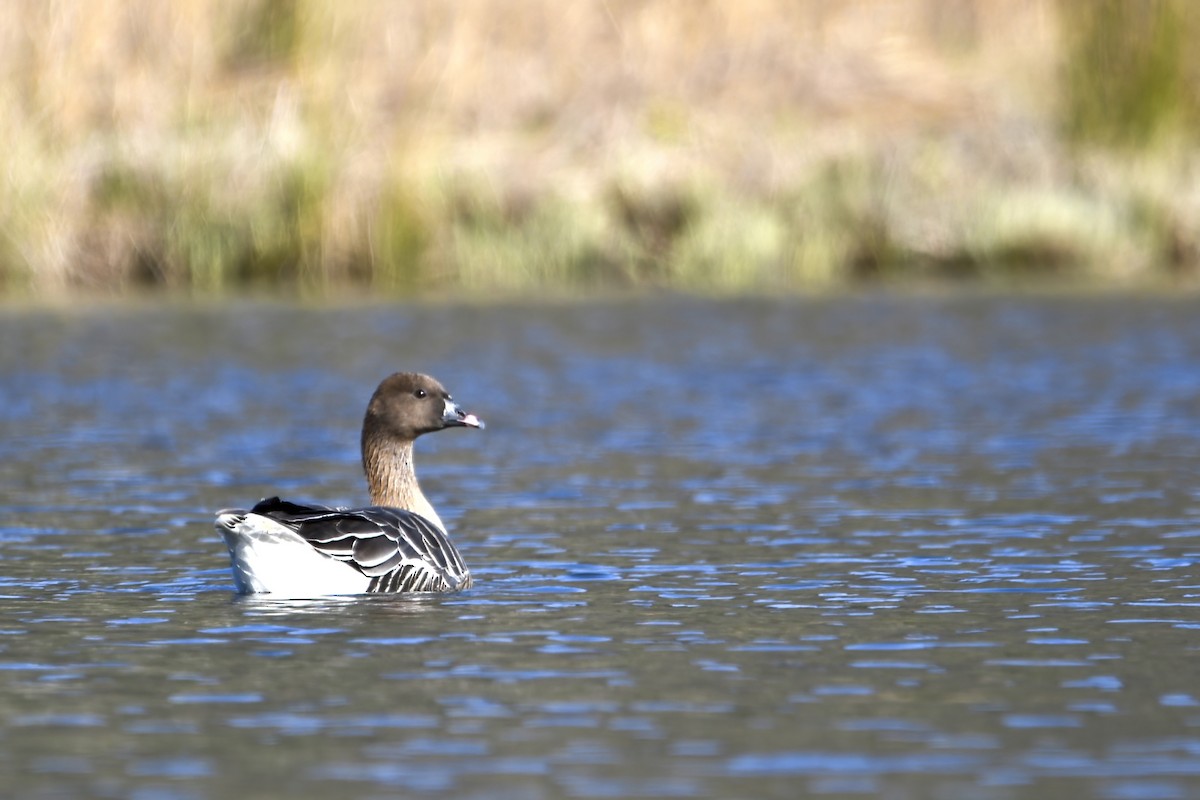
left=3, top=1, right=1200, bottom=297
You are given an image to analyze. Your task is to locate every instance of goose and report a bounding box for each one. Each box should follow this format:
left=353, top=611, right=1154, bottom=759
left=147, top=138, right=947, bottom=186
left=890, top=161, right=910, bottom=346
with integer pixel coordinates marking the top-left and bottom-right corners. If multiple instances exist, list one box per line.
left=215, top=372, right=484, bottom=597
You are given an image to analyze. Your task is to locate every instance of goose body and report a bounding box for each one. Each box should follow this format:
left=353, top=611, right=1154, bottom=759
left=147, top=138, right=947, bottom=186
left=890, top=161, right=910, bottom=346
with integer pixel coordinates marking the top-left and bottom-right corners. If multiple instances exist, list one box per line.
left=215, top=372, right=483, bottom=598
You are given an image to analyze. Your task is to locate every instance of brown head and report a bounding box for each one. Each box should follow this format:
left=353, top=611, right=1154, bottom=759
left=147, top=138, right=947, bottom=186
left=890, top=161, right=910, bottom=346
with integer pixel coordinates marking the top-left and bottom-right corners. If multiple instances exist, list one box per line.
left=361, top=372, right=484, bottom=449
left=359, top=371, right=483, bottom=519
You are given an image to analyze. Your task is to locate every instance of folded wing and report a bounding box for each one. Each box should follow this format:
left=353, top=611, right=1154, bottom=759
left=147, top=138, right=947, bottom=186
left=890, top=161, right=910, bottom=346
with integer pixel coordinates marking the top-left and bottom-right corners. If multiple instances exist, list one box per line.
left=248, top=496, right=472, bottom=593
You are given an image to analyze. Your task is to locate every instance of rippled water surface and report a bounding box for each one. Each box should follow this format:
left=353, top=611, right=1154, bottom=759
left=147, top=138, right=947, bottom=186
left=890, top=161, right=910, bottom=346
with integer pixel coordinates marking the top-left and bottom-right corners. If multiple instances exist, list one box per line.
left=3, top=295, right=1200, bottom=799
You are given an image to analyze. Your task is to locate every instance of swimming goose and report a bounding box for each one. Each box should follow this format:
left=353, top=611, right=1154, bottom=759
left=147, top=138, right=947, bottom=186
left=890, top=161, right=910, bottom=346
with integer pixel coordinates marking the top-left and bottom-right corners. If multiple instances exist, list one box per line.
left=215, top=372, right=484, bottom=597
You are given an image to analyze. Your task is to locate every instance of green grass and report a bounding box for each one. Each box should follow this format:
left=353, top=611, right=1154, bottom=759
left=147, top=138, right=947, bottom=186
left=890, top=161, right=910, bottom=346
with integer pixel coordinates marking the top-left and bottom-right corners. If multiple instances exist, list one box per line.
left=1060, top=0, right=1200, bottom=149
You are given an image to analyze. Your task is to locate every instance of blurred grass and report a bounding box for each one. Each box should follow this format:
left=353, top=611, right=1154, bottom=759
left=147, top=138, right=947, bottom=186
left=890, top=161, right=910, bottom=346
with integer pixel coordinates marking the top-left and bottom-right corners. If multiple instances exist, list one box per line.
left=1060, top=0, right=1200, bottom=149
left=1, top=0, right=1199, bottom=297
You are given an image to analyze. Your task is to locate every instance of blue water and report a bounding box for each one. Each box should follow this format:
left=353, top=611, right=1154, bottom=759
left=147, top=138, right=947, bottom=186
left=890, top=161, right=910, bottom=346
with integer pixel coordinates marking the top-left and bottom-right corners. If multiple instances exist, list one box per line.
left=2, top=294, right=1200, bottom=798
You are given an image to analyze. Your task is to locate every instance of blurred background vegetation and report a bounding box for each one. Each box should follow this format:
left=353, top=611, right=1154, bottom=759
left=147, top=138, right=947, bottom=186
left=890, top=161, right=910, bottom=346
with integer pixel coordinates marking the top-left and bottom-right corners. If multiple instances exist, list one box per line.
left=1, top=0, right=1199, bottom=297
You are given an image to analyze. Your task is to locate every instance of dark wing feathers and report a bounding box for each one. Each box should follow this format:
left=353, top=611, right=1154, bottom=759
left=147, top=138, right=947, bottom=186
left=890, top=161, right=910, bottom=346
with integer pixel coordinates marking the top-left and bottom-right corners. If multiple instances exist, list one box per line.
left=251, top=496, right=336, bottom=518
left=248, top=497, right=471, bottom=593
left=367, top=564, right=442, bottom=593
left=352, top=535, right=409, bottom=573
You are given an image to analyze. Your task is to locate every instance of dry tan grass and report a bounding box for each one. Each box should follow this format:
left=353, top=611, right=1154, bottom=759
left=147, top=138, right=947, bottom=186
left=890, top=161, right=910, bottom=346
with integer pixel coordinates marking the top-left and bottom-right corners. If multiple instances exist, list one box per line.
left=0, top=0, right=1195, bottom=295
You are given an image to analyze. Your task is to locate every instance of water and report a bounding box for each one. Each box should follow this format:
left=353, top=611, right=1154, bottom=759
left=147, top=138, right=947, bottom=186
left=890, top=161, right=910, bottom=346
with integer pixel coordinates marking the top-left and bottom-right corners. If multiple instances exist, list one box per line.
left=2, top=294, right=1200, bottom=799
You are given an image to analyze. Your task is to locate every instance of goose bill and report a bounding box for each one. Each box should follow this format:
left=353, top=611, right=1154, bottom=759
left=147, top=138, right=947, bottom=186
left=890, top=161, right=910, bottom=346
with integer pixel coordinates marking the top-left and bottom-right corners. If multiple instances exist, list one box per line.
left=443, top=401, right=485, bottom=429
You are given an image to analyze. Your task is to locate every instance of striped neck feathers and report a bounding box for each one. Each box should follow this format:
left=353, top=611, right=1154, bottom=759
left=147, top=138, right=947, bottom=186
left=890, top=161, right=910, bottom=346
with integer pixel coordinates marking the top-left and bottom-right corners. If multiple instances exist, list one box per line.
left=361, top=436, right=445, bottom=533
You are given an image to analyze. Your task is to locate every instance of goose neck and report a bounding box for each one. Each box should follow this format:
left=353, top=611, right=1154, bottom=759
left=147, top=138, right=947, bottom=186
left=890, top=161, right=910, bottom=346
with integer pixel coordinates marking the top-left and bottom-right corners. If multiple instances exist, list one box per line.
left=362, top=438, right=444, bottom=532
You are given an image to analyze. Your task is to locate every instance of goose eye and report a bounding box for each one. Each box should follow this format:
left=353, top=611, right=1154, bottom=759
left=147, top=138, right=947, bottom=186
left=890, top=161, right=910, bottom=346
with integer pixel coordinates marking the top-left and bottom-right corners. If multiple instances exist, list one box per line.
left=414, top=389, right=427, bottom=399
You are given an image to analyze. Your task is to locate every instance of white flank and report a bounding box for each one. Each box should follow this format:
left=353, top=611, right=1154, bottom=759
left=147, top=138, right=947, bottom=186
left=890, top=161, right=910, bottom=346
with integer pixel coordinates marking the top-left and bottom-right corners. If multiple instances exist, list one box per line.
left=216, top=512, right=370, bottom=598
